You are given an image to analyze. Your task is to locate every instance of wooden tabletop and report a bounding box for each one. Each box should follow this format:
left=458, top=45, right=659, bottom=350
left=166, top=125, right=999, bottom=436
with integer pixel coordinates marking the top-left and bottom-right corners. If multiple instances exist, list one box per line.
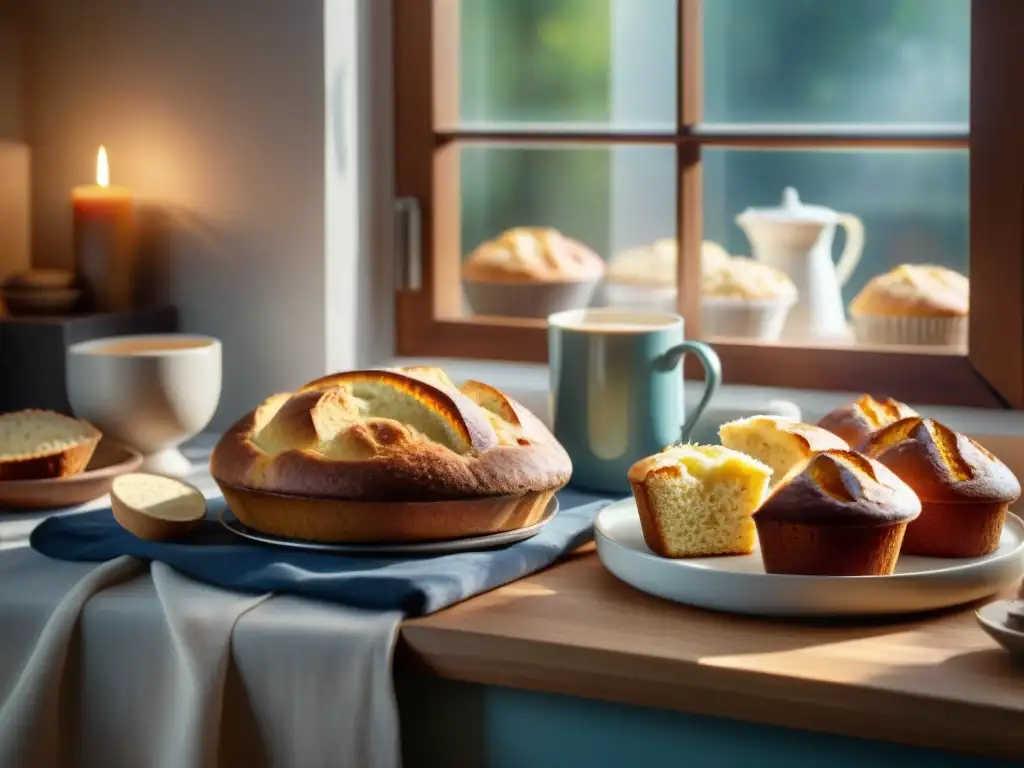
left=400, top=544, right=1024, bottom=761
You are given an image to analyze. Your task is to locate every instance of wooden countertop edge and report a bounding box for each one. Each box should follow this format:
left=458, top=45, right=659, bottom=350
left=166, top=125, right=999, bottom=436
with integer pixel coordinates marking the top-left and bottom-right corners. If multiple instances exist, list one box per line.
left=396, top=624, right=1023, bottom=761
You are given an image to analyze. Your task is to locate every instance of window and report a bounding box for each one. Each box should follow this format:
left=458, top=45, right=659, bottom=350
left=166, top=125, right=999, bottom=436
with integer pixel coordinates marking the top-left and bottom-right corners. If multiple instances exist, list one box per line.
left=394, top=0, right=1024, bottom=408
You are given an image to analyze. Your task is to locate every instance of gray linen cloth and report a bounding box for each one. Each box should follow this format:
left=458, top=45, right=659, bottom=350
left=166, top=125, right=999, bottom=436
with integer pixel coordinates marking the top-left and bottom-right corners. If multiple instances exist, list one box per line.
left=0, top=547, right=402, bottom=768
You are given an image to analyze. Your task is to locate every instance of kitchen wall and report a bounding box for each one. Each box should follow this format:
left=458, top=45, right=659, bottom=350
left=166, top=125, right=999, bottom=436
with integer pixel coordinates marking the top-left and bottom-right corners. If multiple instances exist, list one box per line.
left=19, top=0, right=391, bottom=429
left=0, top=4, right=30, bottom=286
left=0, top=4, right=24, bottom=141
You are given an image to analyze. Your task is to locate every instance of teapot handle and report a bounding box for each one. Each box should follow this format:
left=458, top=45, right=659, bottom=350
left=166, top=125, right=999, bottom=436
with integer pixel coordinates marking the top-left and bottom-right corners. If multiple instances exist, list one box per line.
left=835, top=214, right=864, bottom=287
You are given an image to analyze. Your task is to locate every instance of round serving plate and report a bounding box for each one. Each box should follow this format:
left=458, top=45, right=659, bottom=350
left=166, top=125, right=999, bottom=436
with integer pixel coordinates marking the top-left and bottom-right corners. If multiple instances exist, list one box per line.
left=214, top=479, right=557, bottom=545
left=0, top=438, right=143, bottom=510
left=219, top=496, right=559, bottom=555
left=595, top=498, right=1024, bottom=617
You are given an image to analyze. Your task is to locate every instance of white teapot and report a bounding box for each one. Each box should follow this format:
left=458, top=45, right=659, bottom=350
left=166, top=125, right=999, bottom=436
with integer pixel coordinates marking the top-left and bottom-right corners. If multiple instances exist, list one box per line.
left=735, top=187, right=864, bottom=343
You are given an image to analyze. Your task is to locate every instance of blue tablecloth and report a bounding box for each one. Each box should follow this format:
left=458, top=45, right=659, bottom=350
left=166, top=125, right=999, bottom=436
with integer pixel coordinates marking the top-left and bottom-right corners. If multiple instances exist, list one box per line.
left=30, top=489, right=614, bottom=616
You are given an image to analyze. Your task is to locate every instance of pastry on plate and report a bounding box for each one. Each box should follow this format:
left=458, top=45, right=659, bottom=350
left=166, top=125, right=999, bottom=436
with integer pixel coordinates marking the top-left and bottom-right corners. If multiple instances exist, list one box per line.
left=627, top=444, right=772, bottom=558
left=754, top=449, right=921, bottom=576
left=863, top=417, right=1021, bottom=557
left=0, top=410, right=102, bottom=481
left=701, top=256, right=798, bottom=341
left=603, top=239, right=730, bottom=312
left=849, top=263, right=968, bottom=348
left=718, top=415, right=848, bottom=489
left=817, top=394, right=918, bottom=450
left=210, top=366, right=572, bottom=543
left=462, top=227, right=605, bottom=318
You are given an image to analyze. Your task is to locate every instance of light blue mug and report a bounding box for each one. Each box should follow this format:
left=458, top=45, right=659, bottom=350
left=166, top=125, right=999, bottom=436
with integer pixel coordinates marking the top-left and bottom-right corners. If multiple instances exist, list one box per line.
left=548, top=308, right=722, bottom=493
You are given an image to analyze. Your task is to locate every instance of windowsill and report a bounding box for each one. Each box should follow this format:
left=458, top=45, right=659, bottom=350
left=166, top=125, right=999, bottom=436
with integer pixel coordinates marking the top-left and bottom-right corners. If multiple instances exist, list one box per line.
left=385, top=356, right=1024, bottom=438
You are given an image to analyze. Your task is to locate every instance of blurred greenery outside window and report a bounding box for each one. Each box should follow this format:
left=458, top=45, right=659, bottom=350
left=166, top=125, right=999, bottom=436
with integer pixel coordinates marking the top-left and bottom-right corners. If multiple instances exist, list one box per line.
left=458, top=0, right=970, bottom=303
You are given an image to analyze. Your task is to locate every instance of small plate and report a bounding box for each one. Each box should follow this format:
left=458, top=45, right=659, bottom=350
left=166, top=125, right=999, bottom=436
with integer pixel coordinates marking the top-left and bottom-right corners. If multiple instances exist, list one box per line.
left=976, top=600, right=1024, bottom=657
left=219, top=496, right=560, bottom=556
left=0, top=439, right=143, bottom=510
left=595, top=498, right=1024, bottom=617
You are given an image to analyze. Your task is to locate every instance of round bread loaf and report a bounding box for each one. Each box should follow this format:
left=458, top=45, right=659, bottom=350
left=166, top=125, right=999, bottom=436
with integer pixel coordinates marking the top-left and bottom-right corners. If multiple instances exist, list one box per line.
left=209, top=367, right=572, bottom=542
left=817, top=394, right=918, bottom=450
left=863, top=417, right=1021, bottom=558
left=754, top=449, right=921, bottom=576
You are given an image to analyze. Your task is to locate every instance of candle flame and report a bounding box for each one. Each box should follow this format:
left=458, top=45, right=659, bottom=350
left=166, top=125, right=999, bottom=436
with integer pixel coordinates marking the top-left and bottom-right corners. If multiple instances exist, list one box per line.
left=96, top=146, right=110, bottom=188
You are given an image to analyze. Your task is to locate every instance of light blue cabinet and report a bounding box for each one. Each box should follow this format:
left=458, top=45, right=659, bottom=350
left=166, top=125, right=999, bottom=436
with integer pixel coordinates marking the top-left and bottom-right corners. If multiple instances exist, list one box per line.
left=398, top=676, right=1015, bottom=767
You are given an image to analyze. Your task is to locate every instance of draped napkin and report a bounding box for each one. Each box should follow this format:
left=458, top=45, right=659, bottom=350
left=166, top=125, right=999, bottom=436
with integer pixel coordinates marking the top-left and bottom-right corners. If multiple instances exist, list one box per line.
left=0, top=490, right=610, bottom=768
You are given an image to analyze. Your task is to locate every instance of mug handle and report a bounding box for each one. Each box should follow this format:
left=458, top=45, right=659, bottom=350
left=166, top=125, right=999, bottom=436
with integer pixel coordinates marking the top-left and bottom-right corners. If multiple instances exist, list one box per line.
left=663, top=341, right=722, bottom=445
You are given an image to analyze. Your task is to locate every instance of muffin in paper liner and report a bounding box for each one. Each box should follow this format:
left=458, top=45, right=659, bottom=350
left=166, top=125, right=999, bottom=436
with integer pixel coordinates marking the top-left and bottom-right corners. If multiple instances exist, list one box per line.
left=701, top=296, right=795, bottom=341
left=463, top=278, right=599, bottom=319
left=601, top=281, right=678, bottom=313
left=851, top=314, right=968, bottom=349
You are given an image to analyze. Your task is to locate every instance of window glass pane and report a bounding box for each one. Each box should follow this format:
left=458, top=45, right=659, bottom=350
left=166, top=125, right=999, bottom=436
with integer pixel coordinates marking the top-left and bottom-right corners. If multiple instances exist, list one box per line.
left=702, top=148, right=969, bottom=351
left=703, top=0, right=970, bottom=125
left=454, top=0, right=676, bottom=131
left=459, top=144, right=676, bottom=318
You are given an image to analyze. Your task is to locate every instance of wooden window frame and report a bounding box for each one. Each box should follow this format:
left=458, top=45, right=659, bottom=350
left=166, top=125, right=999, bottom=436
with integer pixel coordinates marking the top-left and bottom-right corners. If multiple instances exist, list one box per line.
left=394, top=0, right=1024, bottom=408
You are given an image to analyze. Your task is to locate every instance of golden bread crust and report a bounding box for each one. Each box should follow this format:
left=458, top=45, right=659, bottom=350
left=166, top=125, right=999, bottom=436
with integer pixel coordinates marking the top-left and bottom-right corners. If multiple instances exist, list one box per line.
left=817, top=394, right=918, bottom=449
left=755, top=449, right=921, bottom=526
left=863, top=417, right=1021, bottom=504
left=849, top=264, right=969, bottom=318
left=462, top=227, right=605, bottom=284
left=627, top=444, right=771, bottom=558
left=210, top=367, right=572, bottom=501
left=719, top=415, right=849, bottom=456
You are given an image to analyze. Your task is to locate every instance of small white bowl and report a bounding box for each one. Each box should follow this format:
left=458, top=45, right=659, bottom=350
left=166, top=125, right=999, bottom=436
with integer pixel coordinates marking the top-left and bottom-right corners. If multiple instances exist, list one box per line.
left=66, top=334, right=222, bottom=477
left=976, top=598, right=1024, bottom=658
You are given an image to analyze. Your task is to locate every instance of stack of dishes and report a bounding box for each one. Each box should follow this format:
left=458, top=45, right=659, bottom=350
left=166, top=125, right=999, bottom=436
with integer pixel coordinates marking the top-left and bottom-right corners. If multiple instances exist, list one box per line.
left=0, top=269, right=80, bottom=316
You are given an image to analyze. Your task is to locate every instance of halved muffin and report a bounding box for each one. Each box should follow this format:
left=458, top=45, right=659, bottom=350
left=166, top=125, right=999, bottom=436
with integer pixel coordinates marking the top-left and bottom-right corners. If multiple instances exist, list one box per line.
left=719, top=415, right=849, bottom=489
left=627, top=444, right=772, bottom=558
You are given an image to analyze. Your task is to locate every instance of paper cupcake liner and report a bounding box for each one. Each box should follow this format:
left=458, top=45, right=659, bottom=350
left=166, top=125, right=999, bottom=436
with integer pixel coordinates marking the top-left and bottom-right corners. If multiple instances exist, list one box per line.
left=700, top=296, right=795, bottom=342
left=600, top=281, right=678, bottom=313
left=851, top=315, right=968, bottom=348
left=463, top=279, right=598, bottom=319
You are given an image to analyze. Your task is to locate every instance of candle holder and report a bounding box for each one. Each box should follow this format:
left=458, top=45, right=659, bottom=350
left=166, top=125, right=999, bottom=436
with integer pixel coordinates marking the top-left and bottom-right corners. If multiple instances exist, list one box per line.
left=72, top=147, right=136, bottom=313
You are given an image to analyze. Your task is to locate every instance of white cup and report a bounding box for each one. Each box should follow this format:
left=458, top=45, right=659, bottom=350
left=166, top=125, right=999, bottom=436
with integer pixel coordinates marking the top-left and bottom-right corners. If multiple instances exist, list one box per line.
left=66, top=334, right=222, bottom=477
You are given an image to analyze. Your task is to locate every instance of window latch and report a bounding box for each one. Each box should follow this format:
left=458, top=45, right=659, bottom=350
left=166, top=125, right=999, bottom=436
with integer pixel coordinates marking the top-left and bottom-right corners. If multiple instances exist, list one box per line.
left=394, top=197, right=422, bottom=292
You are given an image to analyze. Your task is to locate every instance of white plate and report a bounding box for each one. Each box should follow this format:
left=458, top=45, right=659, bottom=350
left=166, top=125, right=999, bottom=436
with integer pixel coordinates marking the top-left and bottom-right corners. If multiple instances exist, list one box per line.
left=219, top=497, right=559, bottom=556
left=595, top=498, right=1024, bottom=617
